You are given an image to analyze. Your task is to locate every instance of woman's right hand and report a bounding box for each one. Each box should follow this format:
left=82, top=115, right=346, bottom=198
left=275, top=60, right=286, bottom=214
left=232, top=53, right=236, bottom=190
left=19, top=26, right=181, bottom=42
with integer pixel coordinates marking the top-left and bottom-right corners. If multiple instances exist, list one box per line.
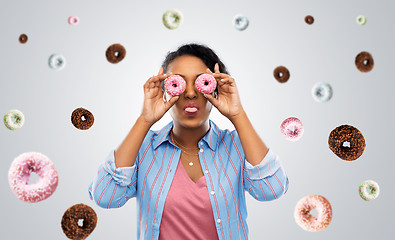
left=140, top=66, right=179, bottom=125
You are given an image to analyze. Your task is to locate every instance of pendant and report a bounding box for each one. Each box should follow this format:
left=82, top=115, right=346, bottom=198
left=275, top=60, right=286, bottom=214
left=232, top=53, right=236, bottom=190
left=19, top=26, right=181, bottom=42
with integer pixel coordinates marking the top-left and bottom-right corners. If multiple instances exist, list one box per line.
left=189, top=162, right=193, bottom=166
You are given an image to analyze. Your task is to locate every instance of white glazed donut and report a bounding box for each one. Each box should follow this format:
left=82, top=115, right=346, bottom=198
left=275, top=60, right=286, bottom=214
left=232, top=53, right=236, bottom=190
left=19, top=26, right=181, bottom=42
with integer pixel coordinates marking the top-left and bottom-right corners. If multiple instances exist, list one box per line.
left=162, top=9, right=183, bottom=30
left=233, top=14, right=249, bottom=31
left=48, top=53, right=66, bottom=70
left=312, top=82, right=333, bottom=102
left=359, top=180, right=379, bottom=201
left=3, top=109, right=25, bottom=130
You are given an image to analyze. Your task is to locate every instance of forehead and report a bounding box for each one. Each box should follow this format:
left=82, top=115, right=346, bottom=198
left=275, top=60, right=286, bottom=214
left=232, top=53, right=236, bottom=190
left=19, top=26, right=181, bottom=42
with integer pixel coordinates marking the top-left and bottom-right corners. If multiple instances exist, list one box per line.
left=167, top=55, right=208, bottom=73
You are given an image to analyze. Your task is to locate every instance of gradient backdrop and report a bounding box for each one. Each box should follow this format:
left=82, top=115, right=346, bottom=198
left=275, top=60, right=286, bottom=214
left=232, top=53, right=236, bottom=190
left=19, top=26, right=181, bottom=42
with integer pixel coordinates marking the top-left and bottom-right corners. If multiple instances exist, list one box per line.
left=1, top=0, right=394, bottom=239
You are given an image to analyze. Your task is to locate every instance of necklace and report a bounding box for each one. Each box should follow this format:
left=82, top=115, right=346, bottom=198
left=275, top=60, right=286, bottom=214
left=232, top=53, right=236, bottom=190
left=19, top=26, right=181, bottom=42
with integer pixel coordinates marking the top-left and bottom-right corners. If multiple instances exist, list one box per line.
left=170, top=130, right=199, bottom=166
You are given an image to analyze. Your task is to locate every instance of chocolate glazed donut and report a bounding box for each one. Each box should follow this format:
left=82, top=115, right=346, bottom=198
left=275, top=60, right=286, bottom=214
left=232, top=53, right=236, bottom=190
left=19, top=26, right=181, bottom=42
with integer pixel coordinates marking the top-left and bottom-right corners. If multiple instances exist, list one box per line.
left=71, top=107, right=94, bottom=130
left=305, top=15, right=314, bottom=25
left=61, top=203, right=97, bottom=240
left=106, top=43, right=126, bottom=64
left=19, top=34, right=28, bottom=44
left=355, top=51, right=374, bottom=72
left=328, top=125, right=366, bottom=161
left=273, top=66, right=290, bottom=83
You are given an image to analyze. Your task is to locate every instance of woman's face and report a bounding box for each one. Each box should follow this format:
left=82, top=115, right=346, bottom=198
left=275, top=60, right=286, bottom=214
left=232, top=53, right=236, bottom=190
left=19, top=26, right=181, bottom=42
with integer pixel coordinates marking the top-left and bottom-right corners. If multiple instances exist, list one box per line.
left=164, top=55, right=214, bottom=129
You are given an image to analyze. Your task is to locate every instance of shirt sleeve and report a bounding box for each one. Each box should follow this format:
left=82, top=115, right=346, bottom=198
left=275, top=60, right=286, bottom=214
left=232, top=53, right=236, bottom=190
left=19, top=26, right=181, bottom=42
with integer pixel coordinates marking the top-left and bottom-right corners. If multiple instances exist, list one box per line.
left=230, top=130, right=289, bottom=201
left=88, top=130, right=154, bottom=209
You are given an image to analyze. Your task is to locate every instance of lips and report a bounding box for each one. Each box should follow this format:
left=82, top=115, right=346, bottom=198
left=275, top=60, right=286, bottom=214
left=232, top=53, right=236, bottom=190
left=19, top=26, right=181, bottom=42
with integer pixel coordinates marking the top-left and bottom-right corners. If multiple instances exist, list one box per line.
left=183, top=102, right=199, bottom=115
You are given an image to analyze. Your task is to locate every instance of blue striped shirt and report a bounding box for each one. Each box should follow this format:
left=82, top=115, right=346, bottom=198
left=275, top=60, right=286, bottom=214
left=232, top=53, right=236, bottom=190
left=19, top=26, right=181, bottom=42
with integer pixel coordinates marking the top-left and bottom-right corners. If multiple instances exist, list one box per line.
left=89, top=119, right=289, bottom=240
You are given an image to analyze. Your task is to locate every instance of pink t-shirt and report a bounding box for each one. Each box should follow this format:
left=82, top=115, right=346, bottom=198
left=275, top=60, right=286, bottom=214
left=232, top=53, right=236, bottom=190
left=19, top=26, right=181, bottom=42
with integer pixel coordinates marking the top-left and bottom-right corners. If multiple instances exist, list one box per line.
left=159, top=159, right=220, bottom=240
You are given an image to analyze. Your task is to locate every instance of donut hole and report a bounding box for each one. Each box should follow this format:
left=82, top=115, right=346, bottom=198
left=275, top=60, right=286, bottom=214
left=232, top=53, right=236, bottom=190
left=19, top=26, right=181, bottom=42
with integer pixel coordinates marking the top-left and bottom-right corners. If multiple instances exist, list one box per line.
left=11, top=115, right=21, bottom=123
left=310, top=209, right=318, bottom=219
left=363, top=59, right=369, bottom=65
left=204, top=81, right=209, bottom=86
left=56, top=58, right=63, bottom=66
left=288, top=125, right=296, bottom=133
left=81, top=115, right=86, bottom=121
left=278, top=72, right=284, bottom=78
left=28, top=172, right=40, bottom=185
left=172, top=83, right=177, bottom=87
left=78, top=219, right=84, bottom=227
left=342, top=141, right=350, bottom=148
left=114, top=52, right=119, bottom=57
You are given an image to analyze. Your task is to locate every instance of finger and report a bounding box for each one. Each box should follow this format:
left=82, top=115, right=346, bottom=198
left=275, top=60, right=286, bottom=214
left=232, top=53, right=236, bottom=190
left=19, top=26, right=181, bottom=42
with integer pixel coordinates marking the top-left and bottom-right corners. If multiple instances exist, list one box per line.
left=165, top=95, right=179, bottom=109
left=203, top=93, right=220, bottom=108
left=214, top=63, right=220, bottom=73
left=213, top=72, right=229, bottom=78
left=152, top=73, right=172, bottom=83
left=158, top=66, right=164, bottom=75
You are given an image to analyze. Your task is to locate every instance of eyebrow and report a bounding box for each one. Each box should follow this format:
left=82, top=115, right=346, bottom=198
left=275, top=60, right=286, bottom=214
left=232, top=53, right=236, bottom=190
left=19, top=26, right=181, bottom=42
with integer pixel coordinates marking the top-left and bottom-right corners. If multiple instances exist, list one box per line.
left=175, top=73, right=205, bottom=78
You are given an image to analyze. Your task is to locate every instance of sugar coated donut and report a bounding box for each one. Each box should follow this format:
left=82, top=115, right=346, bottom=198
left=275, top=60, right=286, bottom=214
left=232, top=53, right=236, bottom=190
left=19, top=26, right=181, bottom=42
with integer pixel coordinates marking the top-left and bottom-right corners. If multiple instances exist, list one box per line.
left=164, top=75, right=186, bottom=96
left=355, top=51, right=374, bottom=72
left=359, top=180, right=379, bottom=201
left=8, top=152, right=58, bottom=203
left=162, top=9, right=183, bottom=30
left=61, top=203, right=97, bottom=240
left=305, top=15, right=314, bottom=25
left=49, top=53, right=66, bottom=70
left=312, top=82, right=333, bottom=102
left=19, top=34, right=28, bottom=44
left=233, top=14, right=249, bottom=31
left=273, top=66, right=290, bottom=83
left=294, top=195, right=332, bottom=232
left=68, top=16, right=80, bottom=25
left=4, top=109, right=25, bottom=130
left=280, top=117, right=304, bottom=141
left=328, top=124, right=366, bottom=161
left=71, top=107, right=94, bottom=130
left=195, top=73, right=217, bottom=94
left=105, top=43, right=126, bottom=64
left=356, top=15, right=367, bottom=25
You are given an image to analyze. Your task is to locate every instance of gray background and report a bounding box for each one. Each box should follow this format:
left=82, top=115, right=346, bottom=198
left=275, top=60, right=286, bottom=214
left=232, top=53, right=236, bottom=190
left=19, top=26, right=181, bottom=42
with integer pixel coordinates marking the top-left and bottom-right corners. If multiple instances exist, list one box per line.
left=1, top=0, right=394, bottom=239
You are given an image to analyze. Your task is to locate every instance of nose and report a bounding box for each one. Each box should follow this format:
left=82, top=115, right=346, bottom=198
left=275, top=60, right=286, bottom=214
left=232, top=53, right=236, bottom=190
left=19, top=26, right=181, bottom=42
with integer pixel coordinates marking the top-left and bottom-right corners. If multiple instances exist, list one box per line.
left=184, top=80, right=198, bottom=100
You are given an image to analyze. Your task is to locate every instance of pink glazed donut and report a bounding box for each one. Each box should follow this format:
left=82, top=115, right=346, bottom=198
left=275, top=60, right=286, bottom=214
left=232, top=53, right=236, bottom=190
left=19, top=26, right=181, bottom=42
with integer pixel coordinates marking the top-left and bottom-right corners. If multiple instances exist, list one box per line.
left=195, top=73, right=217, bottom=94
left=164, top=75, right=186, bottom=96
left=8, top=152, right=59, bottom=203
left=68, top=16, right=79, bottom=25
left=280, top=117, right=304, bottom=141
left=294, top=195, right=333, bottom=232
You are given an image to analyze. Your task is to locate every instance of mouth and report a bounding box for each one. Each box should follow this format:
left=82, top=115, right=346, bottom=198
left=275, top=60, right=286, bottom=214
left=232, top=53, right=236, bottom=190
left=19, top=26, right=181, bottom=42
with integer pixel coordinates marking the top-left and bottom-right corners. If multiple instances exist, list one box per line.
left=183, top=103, right=199, bottom=116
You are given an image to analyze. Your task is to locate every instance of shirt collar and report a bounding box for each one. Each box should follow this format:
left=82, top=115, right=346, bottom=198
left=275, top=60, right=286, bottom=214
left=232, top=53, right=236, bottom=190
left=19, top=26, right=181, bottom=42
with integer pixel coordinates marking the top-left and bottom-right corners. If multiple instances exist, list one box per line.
left=152, top=119, right=219, bottom=151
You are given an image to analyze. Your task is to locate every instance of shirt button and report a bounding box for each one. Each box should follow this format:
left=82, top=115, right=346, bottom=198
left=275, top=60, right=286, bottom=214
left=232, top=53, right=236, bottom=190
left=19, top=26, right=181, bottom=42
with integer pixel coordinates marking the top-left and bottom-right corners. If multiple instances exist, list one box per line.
left=200, top=142, right=203, bottom=145
left=205, top=170, right=209, bottom=174
left=217, top=219, right=221, bottom=223
left=210, top=191, right=215, bottom=195
left=200, top=148, right=203, bottom=152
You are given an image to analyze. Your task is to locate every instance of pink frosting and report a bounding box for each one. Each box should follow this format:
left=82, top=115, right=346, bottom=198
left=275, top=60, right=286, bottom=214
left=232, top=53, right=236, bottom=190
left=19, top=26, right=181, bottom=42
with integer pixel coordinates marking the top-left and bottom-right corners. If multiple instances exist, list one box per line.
left=195, top=74, right=217, bottom=94
left=164, top=75, right=186, bottom=96
left=8, top=152, right=58, bottom=203
left=280, top=117, right=304, bottom=141
left=294, top=195, right=332, bottom=232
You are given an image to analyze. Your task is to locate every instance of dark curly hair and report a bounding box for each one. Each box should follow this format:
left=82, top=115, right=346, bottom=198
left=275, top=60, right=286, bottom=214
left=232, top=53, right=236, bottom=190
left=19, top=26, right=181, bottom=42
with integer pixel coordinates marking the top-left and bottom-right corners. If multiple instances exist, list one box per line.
left=161, top=42, right=229, bottom=96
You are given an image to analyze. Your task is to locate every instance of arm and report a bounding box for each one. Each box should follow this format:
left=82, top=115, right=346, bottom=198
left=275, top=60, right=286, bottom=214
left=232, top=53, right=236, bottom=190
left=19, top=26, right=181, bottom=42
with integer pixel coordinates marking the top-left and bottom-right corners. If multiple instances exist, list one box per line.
left=230, top=110, right=289, bottom=201
left=203, top=63, right=289, bottom=201
left=114, top=116, right=153, bottom=168
left=230, top=109, right=268, bottom=166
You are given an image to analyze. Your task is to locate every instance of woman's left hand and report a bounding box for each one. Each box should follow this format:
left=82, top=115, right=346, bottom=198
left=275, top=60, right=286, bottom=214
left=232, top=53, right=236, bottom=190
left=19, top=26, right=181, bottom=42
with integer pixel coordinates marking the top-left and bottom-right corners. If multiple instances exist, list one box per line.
left=203, top=63, right=244, bottom=121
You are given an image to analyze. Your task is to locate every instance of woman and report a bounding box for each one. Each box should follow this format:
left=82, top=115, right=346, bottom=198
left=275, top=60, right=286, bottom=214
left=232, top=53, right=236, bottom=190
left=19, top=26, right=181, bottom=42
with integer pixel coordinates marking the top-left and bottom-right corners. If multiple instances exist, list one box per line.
left=89, top=43, right=289, bottom=240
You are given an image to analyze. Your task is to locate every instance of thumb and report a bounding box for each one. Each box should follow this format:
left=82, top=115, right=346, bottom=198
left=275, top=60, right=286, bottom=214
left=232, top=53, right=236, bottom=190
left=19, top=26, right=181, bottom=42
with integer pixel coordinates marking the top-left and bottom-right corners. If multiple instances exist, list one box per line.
left=203, top=93, right=219, bottom=108
left=158, top=66, right=164, bottom=75
left=165, top=95, right=179, bottom=110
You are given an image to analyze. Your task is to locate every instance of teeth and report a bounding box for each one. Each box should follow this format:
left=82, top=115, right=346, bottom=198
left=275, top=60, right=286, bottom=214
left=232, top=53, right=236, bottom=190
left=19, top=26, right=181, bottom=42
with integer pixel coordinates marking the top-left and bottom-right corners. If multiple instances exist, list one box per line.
left=185, top=107, right=198, bottom=113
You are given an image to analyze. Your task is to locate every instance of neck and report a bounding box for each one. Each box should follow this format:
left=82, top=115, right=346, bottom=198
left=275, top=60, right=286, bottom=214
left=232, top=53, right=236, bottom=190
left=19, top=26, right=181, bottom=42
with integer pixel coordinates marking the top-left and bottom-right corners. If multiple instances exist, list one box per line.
left=171, top=120, right=210, bottom=149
